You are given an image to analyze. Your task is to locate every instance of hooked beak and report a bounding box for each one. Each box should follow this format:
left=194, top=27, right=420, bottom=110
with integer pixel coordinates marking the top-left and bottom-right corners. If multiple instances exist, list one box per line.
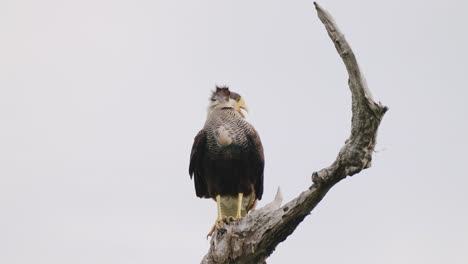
left=237, top=97, right=248, bottom=117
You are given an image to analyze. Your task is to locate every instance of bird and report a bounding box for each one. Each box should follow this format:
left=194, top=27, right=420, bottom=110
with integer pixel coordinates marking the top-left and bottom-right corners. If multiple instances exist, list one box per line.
left=189, top=86, right=264, bottom=236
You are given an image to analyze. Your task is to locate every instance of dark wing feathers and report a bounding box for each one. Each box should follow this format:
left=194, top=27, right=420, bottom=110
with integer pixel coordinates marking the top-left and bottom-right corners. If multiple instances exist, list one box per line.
left=189, top=125, right=264, bottom=200
left=246, top=127, right=265, bottom=200
left=189, top=130, right=208, bottom=198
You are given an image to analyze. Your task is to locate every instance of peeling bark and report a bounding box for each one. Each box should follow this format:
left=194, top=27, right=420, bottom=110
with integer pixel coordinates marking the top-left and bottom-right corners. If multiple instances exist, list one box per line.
left=201, top=2, right=388, bottom=263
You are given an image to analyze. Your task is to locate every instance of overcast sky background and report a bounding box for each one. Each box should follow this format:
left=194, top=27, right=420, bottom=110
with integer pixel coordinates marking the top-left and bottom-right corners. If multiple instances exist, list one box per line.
left=1, top=0, right=467, bottom=263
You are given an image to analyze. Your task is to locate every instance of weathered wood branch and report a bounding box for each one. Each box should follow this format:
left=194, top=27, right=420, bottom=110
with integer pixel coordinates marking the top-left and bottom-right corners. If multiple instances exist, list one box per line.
left=201, top=2, right=388, bottom=263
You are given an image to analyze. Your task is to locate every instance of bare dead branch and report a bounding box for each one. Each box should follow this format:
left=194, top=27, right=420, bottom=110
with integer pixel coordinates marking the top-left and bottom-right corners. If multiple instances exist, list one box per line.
left=201, top=2, right=388, bottom=263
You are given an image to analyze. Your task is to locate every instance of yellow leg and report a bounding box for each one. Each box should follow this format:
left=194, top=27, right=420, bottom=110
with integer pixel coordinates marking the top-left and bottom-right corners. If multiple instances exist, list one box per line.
left=207, top=195, right=224, bottom=238
left=216, top=195, right=223, bottom=224
left=235, top=193, right=243, bottom=220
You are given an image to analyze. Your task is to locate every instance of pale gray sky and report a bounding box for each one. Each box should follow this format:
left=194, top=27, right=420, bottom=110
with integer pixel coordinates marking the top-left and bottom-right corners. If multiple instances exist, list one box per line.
left=1, top=0, right=467, bottom=263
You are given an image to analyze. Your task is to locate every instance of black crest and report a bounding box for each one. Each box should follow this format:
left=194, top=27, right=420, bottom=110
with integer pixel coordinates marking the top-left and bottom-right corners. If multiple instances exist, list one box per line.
left=211, top=85, right=231, bottom=102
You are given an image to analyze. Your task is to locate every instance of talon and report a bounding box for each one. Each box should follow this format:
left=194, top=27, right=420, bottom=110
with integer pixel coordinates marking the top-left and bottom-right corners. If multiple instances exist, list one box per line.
left=207, top=217, right=224, bottom=238
left=206, top=225, right=216, bottom=239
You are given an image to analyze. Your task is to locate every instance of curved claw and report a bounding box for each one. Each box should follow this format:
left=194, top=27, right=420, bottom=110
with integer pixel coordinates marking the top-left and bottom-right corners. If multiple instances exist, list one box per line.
left=206, top=225, right=216, bottom=239
left=207, top=216, right=227, bottom=238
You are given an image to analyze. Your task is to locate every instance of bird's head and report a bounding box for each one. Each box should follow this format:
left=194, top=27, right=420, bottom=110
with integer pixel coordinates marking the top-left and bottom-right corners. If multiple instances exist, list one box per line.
left=208, top=86, right=248, bottom=117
